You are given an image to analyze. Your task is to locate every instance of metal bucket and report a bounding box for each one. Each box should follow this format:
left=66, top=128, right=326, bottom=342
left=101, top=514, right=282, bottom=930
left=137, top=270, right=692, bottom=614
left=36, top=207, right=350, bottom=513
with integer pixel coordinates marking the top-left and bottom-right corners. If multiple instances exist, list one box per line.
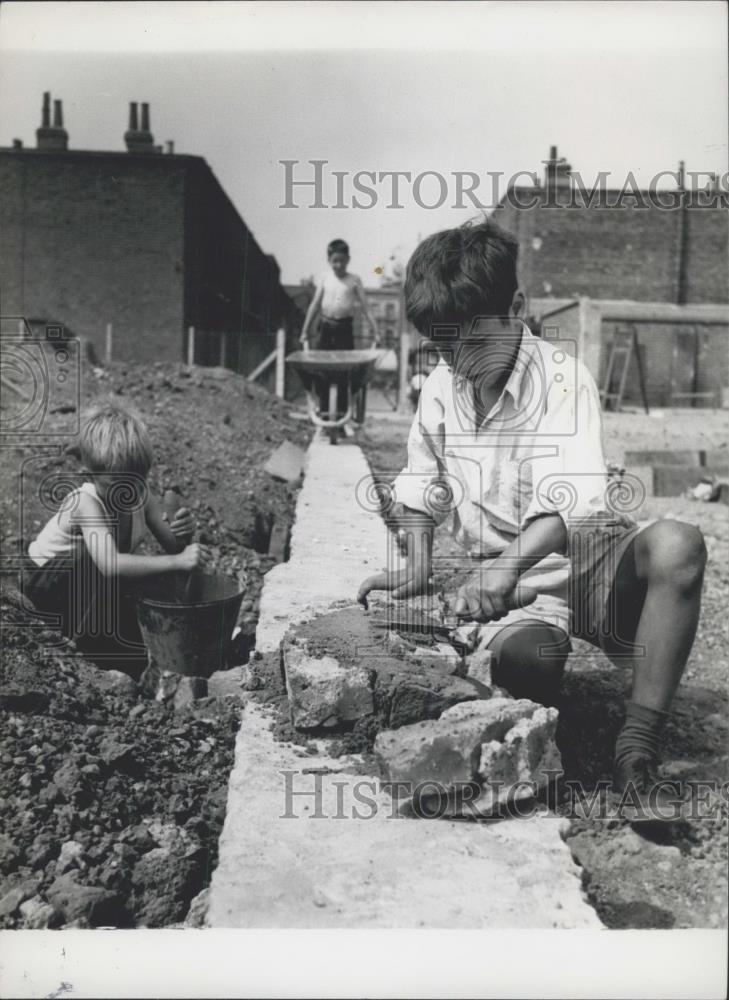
left=136, top=573, right=245, bottom=678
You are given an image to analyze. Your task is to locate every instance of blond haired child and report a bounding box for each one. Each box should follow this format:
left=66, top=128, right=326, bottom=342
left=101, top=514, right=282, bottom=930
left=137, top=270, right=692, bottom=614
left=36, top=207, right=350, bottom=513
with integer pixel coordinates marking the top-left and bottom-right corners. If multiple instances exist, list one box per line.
left=24, top=400, right=209, bottom=676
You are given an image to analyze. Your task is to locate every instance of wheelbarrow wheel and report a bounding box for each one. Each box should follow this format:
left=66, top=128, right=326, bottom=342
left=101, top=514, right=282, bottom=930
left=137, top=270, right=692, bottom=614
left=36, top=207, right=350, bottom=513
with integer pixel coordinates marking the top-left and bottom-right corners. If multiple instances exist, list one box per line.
left=328, top=426, right=339, bottom=445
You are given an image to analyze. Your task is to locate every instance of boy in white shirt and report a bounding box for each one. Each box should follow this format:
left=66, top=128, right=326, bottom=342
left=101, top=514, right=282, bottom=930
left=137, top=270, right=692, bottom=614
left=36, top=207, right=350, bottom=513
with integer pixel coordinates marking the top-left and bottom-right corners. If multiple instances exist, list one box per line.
left=300, top=239, right=379, bottom=418
left=358, top=220, right=707, bottom=820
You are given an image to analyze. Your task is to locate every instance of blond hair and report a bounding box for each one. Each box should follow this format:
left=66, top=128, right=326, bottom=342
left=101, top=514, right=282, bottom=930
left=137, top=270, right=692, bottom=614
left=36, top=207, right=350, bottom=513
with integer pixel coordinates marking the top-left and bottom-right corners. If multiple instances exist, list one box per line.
left=79, top=399, right=153, bottom=476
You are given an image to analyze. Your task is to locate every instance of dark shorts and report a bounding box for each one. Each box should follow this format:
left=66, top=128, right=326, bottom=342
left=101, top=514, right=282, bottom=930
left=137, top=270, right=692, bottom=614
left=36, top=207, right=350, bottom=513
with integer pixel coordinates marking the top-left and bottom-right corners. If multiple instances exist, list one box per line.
left=314, top=316, right=367, bottom=418
left=317, top=315, right=354, bottom=350
left=568, top=512, right=643, bottom=652
left=22, top=552, right=148, bottom=676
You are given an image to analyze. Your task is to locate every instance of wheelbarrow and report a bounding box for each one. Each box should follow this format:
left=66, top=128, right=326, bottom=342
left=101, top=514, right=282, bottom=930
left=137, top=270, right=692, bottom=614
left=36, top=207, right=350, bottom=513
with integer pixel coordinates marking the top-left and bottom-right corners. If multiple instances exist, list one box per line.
left=287, top=349, right=379, bottom=443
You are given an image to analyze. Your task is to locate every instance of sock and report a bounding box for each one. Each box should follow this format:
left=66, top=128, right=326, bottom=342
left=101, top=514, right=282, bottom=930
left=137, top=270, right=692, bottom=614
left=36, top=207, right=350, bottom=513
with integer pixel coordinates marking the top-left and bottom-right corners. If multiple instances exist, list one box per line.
left=614, top=701, right=670, bottom=766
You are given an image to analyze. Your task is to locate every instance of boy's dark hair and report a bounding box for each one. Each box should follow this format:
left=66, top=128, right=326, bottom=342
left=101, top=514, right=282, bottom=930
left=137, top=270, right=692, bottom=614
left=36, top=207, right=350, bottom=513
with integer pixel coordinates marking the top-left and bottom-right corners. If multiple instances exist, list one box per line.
left=327, top=238, right=350, bottom=257
left=404, top=220, right=519, bottom=334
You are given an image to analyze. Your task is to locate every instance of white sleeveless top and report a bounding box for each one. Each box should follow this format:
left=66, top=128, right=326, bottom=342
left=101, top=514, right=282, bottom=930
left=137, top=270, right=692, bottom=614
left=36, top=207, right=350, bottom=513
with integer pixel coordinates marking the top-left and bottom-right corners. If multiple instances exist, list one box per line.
left=28, top=482, right=146, bottom=567
left=319, top=270, right=362, bottom=320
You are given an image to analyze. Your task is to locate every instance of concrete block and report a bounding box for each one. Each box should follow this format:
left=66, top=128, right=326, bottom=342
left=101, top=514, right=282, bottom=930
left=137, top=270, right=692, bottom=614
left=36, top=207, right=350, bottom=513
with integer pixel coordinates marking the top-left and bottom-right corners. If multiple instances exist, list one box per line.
left=478, top=706, right=561, bottom=792
left=374, top=698, right=540, bottom=795
left=283, top=640, right=374, bottom=729
left=264, top=440, right=306, bottom=484
left=624, top=449, right=701, bottom=466
left=703, top=449, right=729, bottom=467
left=653, top=464, right=729, bottom=497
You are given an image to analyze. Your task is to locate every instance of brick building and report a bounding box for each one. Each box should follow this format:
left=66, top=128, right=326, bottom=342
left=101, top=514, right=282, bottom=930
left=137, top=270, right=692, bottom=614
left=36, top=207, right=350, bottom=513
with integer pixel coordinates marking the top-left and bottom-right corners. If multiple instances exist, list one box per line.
left=358, top=283, right=403, bottom=349
left=492, top=146, right=728, bottom=306
left=0, top=93, right=303, bottom=368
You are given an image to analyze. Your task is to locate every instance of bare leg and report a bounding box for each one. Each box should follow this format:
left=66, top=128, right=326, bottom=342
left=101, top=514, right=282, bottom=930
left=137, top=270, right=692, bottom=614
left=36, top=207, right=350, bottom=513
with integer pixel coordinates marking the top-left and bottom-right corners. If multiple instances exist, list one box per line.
left=604, top=520, right=706, bottom=819
left=604, top=520, right=707, bottom=711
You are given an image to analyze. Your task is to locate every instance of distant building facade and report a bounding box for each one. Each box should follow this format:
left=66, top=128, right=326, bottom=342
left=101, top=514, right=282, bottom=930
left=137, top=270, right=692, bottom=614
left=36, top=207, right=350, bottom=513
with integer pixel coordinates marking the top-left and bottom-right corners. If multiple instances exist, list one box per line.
left=492, top=146, right=728, bottom=307
left=356, top=283, right=403, bottom=349
left=0, top=93, right=304, bottom=368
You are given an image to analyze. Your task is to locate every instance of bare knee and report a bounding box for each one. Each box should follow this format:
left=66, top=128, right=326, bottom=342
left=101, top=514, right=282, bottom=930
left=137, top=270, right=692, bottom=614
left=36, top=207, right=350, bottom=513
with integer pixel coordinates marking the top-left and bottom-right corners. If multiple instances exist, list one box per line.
left=491, top=624, right=570, bottom=704
left=638, top=520, right=707, bottom=591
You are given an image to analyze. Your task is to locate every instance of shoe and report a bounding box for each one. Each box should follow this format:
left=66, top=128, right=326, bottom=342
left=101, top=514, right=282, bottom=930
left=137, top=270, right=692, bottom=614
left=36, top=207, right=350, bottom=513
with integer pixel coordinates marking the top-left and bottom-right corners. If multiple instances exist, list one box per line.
left=610, top=756, right=684, bottom=825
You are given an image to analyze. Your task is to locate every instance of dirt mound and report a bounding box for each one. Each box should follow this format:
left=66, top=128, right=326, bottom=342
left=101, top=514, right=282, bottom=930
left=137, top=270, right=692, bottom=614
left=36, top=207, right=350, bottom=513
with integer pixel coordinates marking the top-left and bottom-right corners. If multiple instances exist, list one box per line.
left=0, top=360, right=312, bottom=927
left=0, top=586, right=240, bottom=927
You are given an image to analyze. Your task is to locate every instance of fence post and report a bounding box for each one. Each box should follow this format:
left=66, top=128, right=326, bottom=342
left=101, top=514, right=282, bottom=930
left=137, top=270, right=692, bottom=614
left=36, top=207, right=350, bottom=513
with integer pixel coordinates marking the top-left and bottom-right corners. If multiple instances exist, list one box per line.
left=105, top=323, right=113, bottom=365
left=397, top=329, right=411, bottom=412
left=187, top=326, right=195, bottom=367
left=275, top=327, right=286, bottom=398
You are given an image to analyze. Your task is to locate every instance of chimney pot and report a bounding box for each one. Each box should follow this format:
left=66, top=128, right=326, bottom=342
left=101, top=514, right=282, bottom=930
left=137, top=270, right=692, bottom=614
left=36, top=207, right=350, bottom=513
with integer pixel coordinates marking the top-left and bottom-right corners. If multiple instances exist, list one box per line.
left=141, top=102, right=150, bottom=132
left=13, top=138, right=23, bottom=149
left=37, top=91, right=68, bottom=150
left=128, top=102, right=139, bottom=131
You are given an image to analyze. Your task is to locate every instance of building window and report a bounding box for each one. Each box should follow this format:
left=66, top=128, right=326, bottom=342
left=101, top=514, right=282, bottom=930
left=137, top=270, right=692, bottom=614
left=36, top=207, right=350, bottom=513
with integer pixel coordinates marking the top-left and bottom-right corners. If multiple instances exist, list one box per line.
left=385, top=302, right=396, bottom=319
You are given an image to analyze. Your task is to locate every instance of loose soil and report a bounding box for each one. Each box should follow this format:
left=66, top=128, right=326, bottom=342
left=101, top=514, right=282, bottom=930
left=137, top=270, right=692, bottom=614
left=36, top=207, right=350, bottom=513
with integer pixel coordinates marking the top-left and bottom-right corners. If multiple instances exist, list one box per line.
left=359, top=408, right=729, bottom=930
left=0, top=360, right=312, bottom=927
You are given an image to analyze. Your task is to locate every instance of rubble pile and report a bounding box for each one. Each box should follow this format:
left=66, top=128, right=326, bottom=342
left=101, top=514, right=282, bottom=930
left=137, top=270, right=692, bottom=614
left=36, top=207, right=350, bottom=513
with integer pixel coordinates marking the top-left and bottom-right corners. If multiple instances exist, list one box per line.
left=0, top=360, right=312, bottom=928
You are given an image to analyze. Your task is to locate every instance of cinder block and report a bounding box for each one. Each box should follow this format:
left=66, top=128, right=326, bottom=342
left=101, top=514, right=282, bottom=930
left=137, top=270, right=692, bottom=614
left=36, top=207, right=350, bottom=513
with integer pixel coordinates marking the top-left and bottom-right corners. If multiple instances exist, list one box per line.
left=624, top=449, right=701, bottom=467
left=264, top=440, right=306, bottom=484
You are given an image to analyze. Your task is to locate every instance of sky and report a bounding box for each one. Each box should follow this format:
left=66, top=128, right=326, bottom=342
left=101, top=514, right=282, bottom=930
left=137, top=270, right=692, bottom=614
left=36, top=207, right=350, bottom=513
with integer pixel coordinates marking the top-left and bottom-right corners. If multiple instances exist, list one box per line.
left=1, top=1, right=727, bottom=286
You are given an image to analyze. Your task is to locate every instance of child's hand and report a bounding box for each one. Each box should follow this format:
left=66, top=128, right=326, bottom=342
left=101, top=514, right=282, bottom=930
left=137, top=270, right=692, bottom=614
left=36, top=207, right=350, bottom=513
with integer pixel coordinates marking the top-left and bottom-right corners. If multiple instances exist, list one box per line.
left=452, top=569, right=537, bottom=623
left=176, top=543, right=211, bottom=572
left=357, top=565, right=432, bottom=606
left=165, top=507, right=195, bottom=542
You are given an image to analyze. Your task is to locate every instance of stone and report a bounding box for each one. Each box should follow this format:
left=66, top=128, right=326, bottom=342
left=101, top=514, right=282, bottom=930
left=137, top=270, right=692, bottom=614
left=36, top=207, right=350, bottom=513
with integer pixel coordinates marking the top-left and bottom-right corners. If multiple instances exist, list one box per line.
left=374, top=698, right=554, bottom=799
left=131, top=847, right=206, bottom=928
left=264, top=440, right=306, bottom=484
left=0, top=885, right=31, bottom=919
left=477, top=706, right=562, bottom=799
left=46, top=872, right=129, bottom=927
left=19, top=896, right=61, bottom=929
left=52, top=761, right=88, bottom=803
left=89, top=669, right=137, bottom=700
left=466, top=647, right=494, bottom=688
left=184, top=887, right=210, bottom=928
left=56, top=840, right=86, bottom=875
left=283, top=641, right=374, bottom=729
left=99, top=736, right=137, bottom=771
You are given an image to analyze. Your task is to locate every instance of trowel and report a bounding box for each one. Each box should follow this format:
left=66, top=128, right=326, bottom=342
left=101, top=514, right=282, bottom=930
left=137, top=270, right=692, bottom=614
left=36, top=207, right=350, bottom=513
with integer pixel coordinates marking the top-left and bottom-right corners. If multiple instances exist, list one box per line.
left=363, top=584, right=538, bottom=651
left=162, top=489, right=204, bottom=604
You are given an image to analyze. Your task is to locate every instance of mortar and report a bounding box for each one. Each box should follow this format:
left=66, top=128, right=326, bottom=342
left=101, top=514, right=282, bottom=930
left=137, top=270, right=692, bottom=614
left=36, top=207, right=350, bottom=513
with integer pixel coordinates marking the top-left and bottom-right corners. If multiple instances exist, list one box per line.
left=136, top=573, right=244, bottom=678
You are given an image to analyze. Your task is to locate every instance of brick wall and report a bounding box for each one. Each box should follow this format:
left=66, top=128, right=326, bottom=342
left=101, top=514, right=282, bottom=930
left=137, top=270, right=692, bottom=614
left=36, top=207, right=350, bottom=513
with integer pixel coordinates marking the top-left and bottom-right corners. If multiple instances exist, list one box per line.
left=493, top=195, right=728, bottom=304
left=0, top=150, right=186, bottom=363
left=1, top=148, right=300, bottom=371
